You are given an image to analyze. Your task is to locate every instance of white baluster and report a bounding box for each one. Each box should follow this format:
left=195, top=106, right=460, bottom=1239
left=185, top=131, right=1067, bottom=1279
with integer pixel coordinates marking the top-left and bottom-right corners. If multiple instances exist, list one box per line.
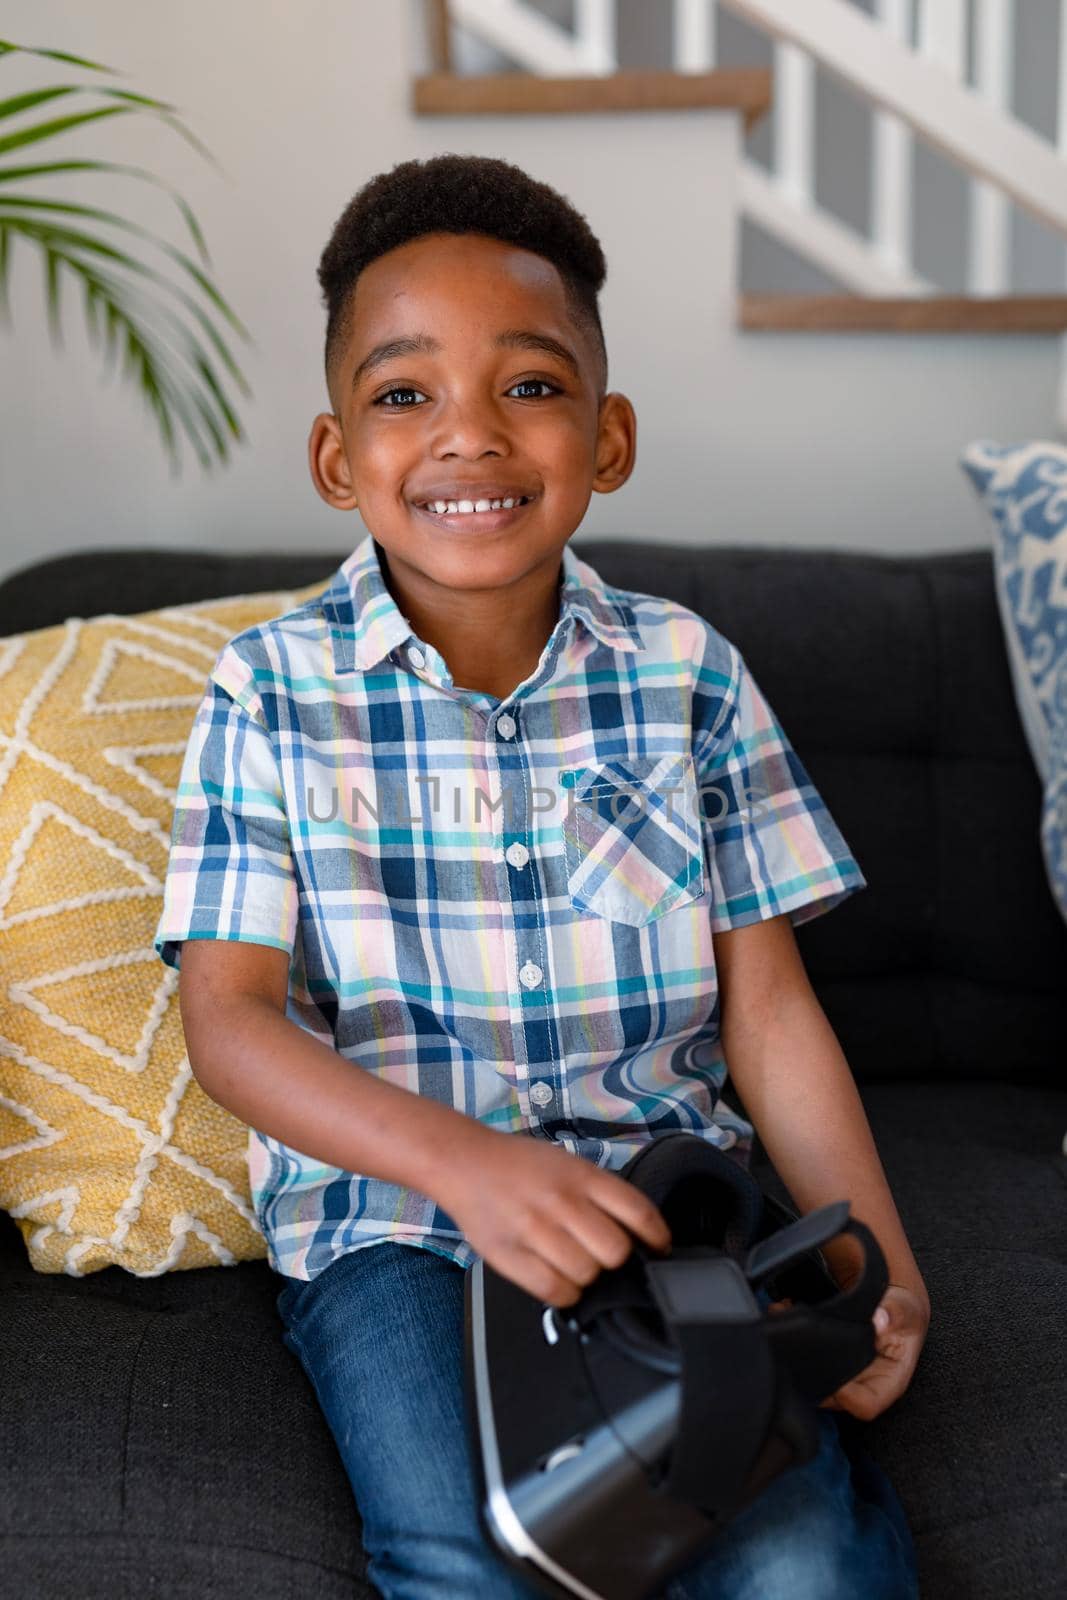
left=448, top=0, right=592, bottom=76
left=774, top=41, right=815, bottom=209
left=916, top=0, right=967, bottom=74
left=574, top=0, right=616, bottom=73
left=871, top=0, right=913, bottom=283
left=971, top=0, right=1014, bottom=295
left=673, top=0, right=717, bottom=71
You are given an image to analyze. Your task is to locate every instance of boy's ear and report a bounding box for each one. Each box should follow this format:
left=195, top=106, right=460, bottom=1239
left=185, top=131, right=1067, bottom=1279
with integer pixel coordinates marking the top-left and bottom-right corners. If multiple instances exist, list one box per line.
left=308, top=412, right=358, bottom=510
left=592, top=392, right=637, bottom=496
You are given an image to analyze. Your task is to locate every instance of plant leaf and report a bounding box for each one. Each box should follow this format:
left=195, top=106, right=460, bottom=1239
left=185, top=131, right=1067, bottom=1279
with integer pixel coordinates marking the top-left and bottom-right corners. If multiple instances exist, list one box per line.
left=110, top=277, right=250, bottom=443
left=0, top=84, right=177, bottom=122
left=0, top=74, right=215, bottom=169
left=0, top=40, right=118, bottom=73
left=99, top=285, right=221, bottom=469
left=0, top=160, right=211, bottom=263
left=4, top=215, right=251, bottom=346
left=192, top=351, right=241, bottom=439
left=0, top=194, right=214, bottom=274
left=149, top=361, right=216, bottom=471
left=0, top=103, right=130, bottom=156
left=7, top=237, right=247, bottom=469
left=127, top=281, right=252, bottom=402
left=102, top=294, right=122, bottom=369
left=0, top=42, right=248, bottom=473
left=0, top=222, right=10, bottom=322
left=43, top=244, right=60, bottom=343
left=0, top=87, right=79, bottom=119
left=82, top=269, right=99, bottom=345
left=155, top=110, right=218, bottom=170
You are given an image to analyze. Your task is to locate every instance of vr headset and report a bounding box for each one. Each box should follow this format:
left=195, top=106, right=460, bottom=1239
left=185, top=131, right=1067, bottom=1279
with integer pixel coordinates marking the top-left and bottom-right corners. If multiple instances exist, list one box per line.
left=464, top=1130, right=887, bottom=1600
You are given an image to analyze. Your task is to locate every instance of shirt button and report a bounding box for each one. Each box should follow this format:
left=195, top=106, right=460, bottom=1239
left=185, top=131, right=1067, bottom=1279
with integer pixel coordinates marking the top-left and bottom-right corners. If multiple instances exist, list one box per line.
left=496, top=713, right=516, bottom=739
left=407, top=645, right=426, bottom=669
left=505, top=842, right=530, bottom=869
left=530, top=1081, right=554, bottom=1107
left=519, top=961, right=543, bottom=988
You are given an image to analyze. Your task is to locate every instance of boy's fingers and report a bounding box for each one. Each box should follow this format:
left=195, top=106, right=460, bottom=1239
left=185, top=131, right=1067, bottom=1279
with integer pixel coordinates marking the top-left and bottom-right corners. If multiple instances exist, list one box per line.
left=595, top=1175, right=672, bottom=1251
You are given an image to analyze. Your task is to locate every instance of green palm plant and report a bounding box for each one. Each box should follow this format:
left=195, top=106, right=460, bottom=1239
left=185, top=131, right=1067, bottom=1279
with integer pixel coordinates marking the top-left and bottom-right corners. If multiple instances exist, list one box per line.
left=0, top=38, right=251, bottom=473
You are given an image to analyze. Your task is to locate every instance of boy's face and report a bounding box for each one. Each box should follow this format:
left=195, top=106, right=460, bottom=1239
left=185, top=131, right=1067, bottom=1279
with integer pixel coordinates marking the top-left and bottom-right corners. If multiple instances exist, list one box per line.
left=307, top=231, right=635, bottom=604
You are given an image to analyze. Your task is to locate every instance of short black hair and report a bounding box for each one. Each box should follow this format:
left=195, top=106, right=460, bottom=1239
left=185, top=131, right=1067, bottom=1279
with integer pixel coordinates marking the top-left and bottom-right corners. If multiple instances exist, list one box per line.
left=317, top=153, right=609, bottom=406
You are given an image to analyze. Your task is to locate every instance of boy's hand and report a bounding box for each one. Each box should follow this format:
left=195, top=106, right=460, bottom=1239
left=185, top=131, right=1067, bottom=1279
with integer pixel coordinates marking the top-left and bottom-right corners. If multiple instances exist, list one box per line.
left=434, top=1126, right=672, bottom=1307
left=769, top=1283, right=930, bottom=1421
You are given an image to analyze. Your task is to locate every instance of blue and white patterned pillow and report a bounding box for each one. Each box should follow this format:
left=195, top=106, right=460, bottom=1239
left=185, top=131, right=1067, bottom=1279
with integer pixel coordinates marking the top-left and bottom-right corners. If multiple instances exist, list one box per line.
left=960, top=440, right=1067, bottom=929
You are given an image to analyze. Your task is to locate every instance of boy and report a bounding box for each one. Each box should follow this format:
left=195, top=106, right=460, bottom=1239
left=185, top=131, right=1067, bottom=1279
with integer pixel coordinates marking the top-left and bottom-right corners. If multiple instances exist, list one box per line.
left=156, top=154, right=928, bottom=1598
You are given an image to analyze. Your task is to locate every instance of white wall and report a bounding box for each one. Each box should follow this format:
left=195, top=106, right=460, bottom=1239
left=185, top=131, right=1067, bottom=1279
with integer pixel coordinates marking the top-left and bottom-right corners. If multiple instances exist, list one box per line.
left=0, top=0, right=1058, bottom=588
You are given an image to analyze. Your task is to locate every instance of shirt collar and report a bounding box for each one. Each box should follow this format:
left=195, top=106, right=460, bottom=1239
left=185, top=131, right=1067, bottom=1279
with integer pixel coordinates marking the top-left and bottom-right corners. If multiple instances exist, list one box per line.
left=321, top=532, right=645, bottom=675
left=559, top=541, right=646, bottom=655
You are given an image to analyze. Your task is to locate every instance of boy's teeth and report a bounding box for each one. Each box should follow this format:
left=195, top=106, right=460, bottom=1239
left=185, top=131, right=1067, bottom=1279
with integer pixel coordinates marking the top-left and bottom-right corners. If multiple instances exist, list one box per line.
left=428, top=496, right=523, bottom=514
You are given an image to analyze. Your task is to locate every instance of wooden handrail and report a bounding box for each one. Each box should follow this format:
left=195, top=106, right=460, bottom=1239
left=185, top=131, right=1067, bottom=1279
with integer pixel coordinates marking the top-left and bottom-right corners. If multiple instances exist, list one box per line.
left=740, top=294, right=1067, bottom=333
left=412, top=67, right=773, bottom=131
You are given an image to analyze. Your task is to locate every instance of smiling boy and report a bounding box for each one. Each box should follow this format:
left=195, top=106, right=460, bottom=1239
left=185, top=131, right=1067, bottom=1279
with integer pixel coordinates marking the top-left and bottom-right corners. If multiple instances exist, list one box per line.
left=156, top=154, right=927, bottom=1598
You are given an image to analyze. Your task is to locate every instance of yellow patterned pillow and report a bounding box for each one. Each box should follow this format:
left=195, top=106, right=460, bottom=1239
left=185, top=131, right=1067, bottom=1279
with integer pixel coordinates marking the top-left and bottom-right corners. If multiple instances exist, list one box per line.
left=0, top=580, right=331, bottom=1276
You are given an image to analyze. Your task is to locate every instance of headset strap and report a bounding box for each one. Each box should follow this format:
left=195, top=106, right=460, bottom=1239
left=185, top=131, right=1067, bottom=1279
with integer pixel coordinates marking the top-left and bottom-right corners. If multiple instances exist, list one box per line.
left=639, top=1206, right=888, bottom=1505
left=743, top=1200, right=852, bottom=1285
left=755, top=1215, right=888, bottom=1402
left=643, top=1251, right=776, bottom=1514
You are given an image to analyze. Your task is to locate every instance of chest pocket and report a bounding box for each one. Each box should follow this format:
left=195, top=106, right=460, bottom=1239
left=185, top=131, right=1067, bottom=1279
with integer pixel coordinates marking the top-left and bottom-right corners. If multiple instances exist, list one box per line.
left=559, top=752, right=706, bottom=927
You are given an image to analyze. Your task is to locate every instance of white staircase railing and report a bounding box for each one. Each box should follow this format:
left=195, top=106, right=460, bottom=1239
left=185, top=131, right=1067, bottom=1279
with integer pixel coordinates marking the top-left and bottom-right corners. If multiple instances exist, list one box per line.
left=446, top=0, right=615, bottom=73
left=720, top=0, right=1067, bottom=263
left=439, top=0, right=1067, bottom=429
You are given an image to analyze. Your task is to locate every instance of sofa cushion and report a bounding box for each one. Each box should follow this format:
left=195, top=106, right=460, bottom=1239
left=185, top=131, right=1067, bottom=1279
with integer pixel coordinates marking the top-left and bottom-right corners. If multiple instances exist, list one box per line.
left=960, top=439, right=1067, bottom=929
left=0, top=581, right=328, bottom=1276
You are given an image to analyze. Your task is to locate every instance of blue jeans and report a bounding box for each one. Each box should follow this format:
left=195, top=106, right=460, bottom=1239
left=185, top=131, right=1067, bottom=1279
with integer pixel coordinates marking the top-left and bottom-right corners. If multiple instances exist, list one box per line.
left=275, top=1241, right=920, bottom=1600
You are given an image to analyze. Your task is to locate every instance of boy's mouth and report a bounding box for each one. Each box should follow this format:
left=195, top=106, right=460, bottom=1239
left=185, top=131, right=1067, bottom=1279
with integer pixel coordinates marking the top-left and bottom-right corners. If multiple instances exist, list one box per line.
left=410, top=492, right=538, bottom=532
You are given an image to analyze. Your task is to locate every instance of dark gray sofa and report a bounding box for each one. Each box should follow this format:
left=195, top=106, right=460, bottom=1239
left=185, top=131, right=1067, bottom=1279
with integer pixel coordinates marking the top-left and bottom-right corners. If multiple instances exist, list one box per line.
left=1, top=540, right=1065, bottom=1600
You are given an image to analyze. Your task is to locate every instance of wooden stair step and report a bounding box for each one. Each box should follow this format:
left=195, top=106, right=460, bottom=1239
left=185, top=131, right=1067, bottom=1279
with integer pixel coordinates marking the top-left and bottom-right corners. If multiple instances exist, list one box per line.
left=740, top=294, right=1067, bottom=333
left=412, top=68, right=772, bottom=132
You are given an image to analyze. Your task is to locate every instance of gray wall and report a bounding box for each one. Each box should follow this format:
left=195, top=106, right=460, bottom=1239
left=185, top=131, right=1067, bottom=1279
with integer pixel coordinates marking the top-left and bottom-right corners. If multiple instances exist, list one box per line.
left=0, top=0, right=1063, bottom=590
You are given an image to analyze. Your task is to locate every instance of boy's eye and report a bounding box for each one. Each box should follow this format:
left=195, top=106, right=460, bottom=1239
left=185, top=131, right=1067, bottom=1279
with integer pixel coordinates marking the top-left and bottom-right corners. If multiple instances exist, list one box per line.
left=509, top=379, right=559, bottom=399
left=374, top=386, right=428, bottom=408
left=372, top=378, right=560, bottom=409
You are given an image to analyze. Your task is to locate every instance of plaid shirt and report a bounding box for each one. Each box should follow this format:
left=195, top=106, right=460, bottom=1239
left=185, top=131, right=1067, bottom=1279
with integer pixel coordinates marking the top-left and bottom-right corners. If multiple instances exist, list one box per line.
left=155, top=534, right=867, bottom=1281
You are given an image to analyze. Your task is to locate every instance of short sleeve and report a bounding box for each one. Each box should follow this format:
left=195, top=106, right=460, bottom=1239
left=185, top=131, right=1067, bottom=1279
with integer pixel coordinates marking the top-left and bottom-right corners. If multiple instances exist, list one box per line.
left=154, top=658, right=299, bottom=970
left=697, top=646, right=867, bottom=932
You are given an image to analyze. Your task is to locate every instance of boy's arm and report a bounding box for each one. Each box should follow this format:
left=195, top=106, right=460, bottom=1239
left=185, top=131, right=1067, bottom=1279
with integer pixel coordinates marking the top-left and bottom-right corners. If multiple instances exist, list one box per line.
left=177, top=938, right=672, bottom=1305
left=714, top=913, right=930, bottom=1316
left=179, top=938, right=482, bottom=1196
